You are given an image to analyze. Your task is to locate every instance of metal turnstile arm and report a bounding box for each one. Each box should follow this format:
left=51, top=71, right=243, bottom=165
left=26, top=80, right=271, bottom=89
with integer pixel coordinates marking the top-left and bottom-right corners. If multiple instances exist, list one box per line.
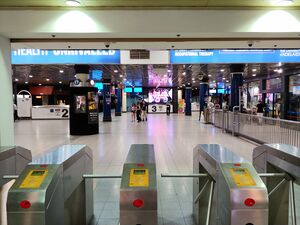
left=161, top=173, right=208, bottom=178
left=258, top=173, right=286, bottom=177
left=83, top=174, right=122, bottom=179
left=206, top=180, right=215, bottom=225
left=290, top=180, right=297, bottom=225
left=194, top=179, right=210, bottom=204
left=268, top=178, right=287, bottom=197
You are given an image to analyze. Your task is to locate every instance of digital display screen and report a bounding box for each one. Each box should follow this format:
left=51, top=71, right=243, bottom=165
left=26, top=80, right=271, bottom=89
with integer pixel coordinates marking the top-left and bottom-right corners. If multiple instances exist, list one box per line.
left=218, top=88, right=225, bottom=94
left=94, top=82, right=103, bottom=90
left=133, top=169, right=146, bottom=175
left=31, top=170, right=46, bottom=176
left=124, top=87, right=132, bottom=93
left=148, top=88, right=172, bottom=104
left=90, top=70, right=103, bottom=81
left=232, top=169, right=246, bottom=174
left=134, top=87, right=142, bottom=93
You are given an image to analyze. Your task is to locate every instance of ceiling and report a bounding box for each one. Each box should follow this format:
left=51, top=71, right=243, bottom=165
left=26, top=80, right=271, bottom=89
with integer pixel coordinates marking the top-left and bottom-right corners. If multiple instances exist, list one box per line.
left=13, top=63, right=300, bottom=88
left=1, top=0, right=300, bottom=9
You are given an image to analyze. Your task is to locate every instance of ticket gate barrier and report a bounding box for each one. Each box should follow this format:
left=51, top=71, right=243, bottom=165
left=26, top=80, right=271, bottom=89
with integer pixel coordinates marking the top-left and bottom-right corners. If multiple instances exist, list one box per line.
left=162, top=144, right=269, bottom=225
left=0, top=146, right=32, bottom=225
left=253, top=144, right=300, bottom=225
left=6, top=145, right=93, bottom=225
left=82, top=144, right=157, bottom=225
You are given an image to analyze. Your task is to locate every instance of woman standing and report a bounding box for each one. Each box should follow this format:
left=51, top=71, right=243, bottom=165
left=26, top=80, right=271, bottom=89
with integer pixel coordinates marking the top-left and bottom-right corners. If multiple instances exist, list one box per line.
left=131, top=103, right=136, bottom=122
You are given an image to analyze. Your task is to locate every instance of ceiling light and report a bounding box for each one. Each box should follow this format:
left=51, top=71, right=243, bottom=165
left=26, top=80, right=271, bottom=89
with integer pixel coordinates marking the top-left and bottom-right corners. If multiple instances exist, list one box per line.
left=25, top=81, right=28, bottom=84
left=278, top=62, right=282, bottom=66
left=222, top=77, right=226, bottom=80
left=167, top=69, right=171, bottom=73
left=46, top=78, right=50, bottom=81
left=213, top=80, right=216, bottom=82
left=277, top=68, right=283, bottom=73
left=39, top=83, right=42, bottom=86
left=65, top=0, right=81, bottom=6
left=276, top=0, right=294, bottom=6
left=120, top=74, right=123, bottom=78
left=74, top=75, right=77, bottom=78
left=59, top=70, right=64, bottom=73
left=252, top=74, right=257, bottom=77
left=29, top=75, right=33, bottom=78
left=226, top=80, right=229, bottom=83
left=274, top=69, right=278, bottom=72
left=208, top=74, right=212, bottom=77
left=252, top=69, right=257, bottom=72
left=114, top=70, right=118, bottom=73
left=193, top=80, right=196, bottom=83
left=220, top=69, right=225, bottom=72
left=59, top=81, right=62, bottom=84
left=15, top=78, right=19, bottom=82
left=182, top=72, right=186, bottom=76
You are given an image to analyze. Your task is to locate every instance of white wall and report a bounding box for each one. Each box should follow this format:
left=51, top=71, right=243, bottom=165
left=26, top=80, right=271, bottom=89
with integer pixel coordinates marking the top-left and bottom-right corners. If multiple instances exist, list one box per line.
left=1, top=10, right=300, bottom=39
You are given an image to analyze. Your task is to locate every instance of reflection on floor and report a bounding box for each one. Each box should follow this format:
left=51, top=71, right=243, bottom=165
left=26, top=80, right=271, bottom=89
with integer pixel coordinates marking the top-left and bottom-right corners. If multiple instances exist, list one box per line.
left=14, top=113, right=298, bottom=225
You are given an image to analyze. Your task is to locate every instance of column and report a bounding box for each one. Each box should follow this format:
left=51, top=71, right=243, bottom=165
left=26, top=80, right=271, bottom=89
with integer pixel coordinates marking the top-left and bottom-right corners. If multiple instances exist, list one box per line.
left=0, top=35, right=14, bottom=146
left=199, top=82, right=209, bottom=112
left=185, top=86, right=192, bottom=116
left=115, top=87, right=122, bottom=116
left=172, top=88, right=178, bottom=113
left=229, top=64, right=244, bottom=111
left=103, top=82, right=112, bottom=122
left=122, top=88, right=127, bottom=113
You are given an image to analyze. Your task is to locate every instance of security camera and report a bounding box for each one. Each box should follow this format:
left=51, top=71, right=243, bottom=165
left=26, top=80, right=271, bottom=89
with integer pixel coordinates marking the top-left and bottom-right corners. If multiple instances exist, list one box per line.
left=105, top=42, right=110, bottom=48
left=247, top=41, right=254, bottom=47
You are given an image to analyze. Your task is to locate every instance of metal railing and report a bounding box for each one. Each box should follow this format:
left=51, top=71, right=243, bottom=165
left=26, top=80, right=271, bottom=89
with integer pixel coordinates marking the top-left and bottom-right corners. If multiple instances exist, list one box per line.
left=212, top=109, right=300, bottom=148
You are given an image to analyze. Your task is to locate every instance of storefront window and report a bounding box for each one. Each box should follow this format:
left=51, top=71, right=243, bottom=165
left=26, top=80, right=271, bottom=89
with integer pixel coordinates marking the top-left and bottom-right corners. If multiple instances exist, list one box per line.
left=288, top=74, right=300, bottom=121
left=244, top=81, right=261, bottom=109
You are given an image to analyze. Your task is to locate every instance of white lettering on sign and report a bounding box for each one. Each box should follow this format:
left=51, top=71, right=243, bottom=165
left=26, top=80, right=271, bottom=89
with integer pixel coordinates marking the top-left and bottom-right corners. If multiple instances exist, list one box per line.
left=13, top=49, right=116, bottom=56
left=279, top=50, right=300, bottom=57
left=174, top=50, right=213, bottom=57
left=13, top=49, right=49, bottom=56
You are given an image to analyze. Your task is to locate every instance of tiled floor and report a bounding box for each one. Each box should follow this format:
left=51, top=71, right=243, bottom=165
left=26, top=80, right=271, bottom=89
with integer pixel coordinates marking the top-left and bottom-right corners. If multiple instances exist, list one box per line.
left=14, top=113, right=299, bottom=225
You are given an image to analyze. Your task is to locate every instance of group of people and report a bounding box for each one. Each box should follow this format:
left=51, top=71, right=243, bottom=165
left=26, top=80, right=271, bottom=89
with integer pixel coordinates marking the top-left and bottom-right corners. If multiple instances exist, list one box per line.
left=131, top=100, right=148, bottom=122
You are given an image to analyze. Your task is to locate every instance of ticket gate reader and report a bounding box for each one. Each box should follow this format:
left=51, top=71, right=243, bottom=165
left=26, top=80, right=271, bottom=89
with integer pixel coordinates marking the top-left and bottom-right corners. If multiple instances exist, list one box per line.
left=120, top=144, right=157, bottom=225
left=7, top=145, right=93, bottom=225
left=253, top=144, right=300, bottom=225
left=0, top=146, right=32, bottom=225
left=192, top=144, right=268, bottom=225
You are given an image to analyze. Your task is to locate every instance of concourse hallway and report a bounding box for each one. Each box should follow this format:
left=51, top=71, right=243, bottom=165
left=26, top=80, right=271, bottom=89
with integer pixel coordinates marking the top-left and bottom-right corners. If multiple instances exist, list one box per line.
left=14, top=113, right=298, bottom=225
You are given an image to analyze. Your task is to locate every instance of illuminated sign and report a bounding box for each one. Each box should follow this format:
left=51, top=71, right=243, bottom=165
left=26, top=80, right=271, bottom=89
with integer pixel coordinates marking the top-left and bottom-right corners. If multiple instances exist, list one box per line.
left=11, top=49, right=120, bottom=64
left=170, top=49, right=300, bottom=64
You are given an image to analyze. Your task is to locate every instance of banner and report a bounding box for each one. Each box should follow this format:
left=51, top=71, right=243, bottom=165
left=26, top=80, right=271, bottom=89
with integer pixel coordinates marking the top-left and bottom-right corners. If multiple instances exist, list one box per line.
left=170, top=49, right=300, bottom=64
left=12, top=49, right=120, bottom=64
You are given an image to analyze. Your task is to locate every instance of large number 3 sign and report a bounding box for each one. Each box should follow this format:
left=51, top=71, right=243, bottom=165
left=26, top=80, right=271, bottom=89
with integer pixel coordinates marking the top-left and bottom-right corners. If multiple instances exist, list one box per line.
left=151, top=106, right=157, bottom=112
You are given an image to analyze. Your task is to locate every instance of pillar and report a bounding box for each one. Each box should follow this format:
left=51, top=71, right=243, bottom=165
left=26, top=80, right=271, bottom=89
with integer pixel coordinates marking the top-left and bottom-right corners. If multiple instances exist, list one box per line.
left=185, top=86, right=192, bottom=116
left=172, top=88, right=178, bottom=113
left=229, top=64, right=244, bottom=111
left=103, top=82, right=112, bottom=122
left=200, top=82, right=209, bottom=112
left=115, top=87, right=122, bottom=116
left=122, top=88, right=127, bottom=113
left=178, top=89, right=183, bottom=100
left=0, top=36, right=14, bottom=146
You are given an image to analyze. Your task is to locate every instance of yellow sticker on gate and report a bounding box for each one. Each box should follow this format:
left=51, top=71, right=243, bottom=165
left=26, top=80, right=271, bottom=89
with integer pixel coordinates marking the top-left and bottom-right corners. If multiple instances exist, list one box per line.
left=129, top=169, right=149, bottom=187
left=19, top=170, right=48, bottom=189
left=229, top=168, right=256, bottom=187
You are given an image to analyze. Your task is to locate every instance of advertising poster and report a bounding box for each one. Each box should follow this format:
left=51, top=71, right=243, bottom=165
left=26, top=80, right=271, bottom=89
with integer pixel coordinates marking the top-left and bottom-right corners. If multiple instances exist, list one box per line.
left=87, top=92, right=99, bottom=124
left=75, top=95, right=86, bottom=113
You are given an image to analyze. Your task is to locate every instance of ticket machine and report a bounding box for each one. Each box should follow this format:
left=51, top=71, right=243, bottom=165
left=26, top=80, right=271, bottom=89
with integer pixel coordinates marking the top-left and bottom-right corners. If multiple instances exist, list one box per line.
left=7, top=145, right=93, bottom=225
left=120, top=144, right=157, bottom=225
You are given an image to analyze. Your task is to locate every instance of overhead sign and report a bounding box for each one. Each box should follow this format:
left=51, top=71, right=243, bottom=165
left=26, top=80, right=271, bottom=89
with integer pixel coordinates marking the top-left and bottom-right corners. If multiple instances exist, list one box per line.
left=11, top=49, right=120, bottom=64
left=170, top=49, right=300, bottom=64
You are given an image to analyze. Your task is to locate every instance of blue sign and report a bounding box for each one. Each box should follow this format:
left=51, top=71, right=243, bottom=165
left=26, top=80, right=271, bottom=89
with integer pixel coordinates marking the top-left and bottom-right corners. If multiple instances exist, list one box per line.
left=170, top=49, right=300, bottom=64
left=11, top=49, right=120, bottom=64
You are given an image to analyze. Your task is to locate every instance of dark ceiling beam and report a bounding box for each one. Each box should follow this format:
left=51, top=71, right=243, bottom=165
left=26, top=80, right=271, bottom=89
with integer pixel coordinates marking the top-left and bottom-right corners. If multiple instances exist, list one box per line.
left=10, top=37, right=300, bottom=43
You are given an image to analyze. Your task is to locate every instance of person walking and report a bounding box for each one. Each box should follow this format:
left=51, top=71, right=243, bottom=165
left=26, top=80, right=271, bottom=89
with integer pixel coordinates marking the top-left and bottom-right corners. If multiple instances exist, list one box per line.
left=131, top=103, right=136, bottom=122
left=141, top=100, right=148, bottom=121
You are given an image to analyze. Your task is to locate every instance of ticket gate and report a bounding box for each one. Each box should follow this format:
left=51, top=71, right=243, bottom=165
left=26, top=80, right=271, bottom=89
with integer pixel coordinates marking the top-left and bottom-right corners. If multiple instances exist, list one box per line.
left=0, top=146, right=32, bottom=225
left=162, top=144, right=269, bottom=225
left=120, top=144, right=157, bottom=225
left=253, top=144, right=300, bottom=225
left=7, top=145, right=93, bottom=225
